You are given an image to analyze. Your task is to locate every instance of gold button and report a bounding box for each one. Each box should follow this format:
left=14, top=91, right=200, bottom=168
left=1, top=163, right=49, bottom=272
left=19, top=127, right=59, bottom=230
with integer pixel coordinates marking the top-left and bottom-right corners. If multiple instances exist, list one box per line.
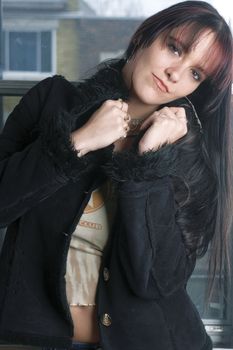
left=103, top=267, right=110, bottom=281
left=101, top=313, right=112, bottom=327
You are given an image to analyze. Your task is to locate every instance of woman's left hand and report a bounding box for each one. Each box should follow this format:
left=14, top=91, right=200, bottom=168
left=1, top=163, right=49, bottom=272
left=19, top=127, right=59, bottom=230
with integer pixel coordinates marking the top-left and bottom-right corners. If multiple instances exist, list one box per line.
left=138, top=106, right=187, bottom=154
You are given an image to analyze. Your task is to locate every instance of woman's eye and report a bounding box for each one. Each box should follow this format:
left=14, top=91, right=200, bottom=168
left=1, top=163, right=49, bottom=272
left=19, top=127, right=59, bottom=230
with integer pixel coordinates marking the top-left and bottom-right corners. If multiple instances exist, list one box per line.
left=191, top=69, right=201, bottom=82
left=168, top=43, right=181, bottom=56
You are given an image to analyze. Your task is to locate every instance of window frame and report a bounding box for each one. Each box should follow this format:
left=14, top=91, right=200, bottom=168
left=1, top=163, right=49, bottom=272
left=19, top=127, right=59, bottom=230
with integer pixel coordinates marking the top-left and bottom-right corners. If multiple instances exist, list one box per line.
left=2, top=29, right=56, bottom=80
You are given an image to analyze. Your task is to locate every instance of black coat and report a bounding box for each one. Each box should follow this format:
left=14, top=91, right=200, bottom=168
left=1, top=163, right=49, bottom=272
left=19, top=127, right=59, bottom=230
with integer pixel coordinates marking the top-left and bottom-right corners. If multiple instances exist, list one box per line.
left=0, top=60, right=213, bottom=350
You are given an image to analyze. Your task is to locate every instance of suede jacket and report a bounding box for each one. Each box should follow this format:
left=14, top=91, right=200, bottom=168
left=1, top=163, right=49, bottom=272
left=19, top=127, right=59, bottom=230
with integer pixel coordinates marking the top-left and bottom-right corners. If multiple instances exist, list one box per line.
left=0, top=59, right=214, bottom=350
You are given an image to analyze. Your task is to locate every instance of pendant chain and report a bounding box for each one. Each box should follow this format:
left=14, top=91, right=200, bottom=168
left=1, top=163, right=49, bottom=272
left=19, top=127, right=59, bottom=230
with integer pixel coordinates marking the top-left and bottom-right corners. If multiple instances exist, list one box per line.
left=126, top=115, right=145, bottom=137
left=128, top=118, right=144, bottom=131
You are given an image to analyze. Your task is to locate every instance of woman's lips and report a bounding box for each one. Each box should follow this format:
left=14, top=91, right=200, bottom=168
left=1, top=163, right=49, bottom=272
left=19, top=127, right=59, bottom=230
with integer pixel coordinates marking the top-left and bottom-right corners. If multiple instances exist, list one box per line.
left=152, top=74, right=169, bottom=93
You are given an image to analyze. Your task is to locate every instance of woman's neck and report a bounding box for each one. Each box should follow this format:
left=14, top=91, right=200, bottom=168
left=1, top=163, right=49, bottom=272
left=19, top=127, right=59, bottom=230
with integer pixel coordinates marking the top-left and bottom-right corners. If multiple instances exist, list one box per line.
left=127, top=97, right=159, bottom=120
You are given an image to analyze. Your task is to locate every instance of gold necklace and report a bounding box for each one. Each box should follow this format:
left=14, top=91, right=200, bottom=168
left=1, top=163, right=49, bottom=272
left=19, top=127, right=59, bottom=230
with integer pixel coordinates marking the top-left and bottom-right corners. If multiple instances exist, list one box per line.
left=128, top=118, right=144, bottom=132
left=125, top=117, right=144, bottom=138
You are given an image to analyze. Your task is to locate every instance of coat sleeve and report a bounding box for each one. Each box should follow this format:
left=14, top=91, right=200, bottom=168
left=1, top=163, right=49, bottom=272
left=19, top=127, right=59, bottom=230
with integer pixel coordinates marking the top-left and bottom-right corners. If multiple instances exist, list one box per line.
left=104, top=145, right=197, bottom=300
left=103, top=98, right=204, bottom=299
left=115, top=175, right=196, bottom=300
left=0, top=76, right=96, bottom=228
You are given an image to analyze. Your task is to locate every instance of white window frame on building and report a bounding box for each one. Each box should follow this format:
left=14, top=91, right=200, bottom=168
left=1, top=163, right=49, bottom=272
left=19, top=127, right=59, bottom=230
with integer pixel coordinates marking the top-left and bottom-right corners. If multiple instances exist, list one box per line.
left=2, top=19, right=57, bottom=80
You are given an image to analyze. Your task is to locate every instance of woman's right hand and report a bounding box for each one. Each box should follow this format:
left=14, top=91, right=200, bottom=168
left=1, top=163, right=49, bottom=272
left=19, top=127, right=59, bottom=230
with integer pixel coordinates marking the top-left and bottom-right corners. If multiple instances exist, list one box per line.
left=71, top=99, right=129, bottom=156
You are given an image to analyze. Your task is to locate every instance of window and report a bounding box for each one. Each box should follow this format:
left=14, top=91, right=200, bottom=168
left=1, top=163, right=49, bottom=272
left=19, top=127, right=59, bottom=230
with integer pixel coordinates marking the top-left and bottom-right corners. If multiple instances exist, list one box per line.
left=187, top=253, right=233, bottom=347
left=3, top=30, right=55, bottom=79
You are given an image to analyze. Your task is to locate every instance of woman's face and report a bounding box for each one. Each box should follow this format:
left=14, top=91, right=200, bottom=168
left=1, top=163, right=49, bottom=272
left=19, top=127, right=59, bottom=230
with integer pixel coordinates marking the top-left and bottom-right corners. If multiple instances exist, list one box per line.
left=123, top=29, right=215, bottom=107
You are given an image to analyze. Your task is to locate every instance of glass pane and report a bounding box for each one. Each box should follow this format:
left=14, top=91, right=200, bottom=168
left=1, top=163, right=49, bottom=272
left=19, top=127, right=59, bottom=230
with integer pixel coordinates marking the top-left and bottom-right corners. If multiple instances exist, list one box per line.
left=3, top=95, right=21, bottom=124
left=187, top=252, right=229, bottom=321
left=41, top=31, right=52, bottom=72
left=9, top=32, right=37, bottom=71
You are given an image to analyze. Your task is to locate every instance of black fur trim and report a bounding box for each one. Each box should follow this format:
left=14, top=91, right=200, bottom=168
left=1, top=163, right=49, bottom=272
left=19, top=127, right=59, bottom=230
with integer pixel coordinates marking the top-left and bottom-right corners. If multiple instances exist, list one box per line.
left=103, top=144, right=179, bottom=182
left=40, top=59, right=129, bottom=181
left=74, top=59, right=129, bottom=108
left=40, top=108, right=113, bottom=181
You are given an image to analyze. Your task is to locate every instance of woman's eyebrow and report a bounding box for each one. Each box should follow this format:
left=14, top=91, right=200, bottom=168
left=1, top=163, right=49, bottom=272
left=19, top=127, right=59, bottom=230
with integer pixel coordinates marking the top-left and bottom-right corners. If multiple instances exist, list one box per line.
left=168, top=35, right=209, bottom=77
left=168, top=35, right=190, bottom=52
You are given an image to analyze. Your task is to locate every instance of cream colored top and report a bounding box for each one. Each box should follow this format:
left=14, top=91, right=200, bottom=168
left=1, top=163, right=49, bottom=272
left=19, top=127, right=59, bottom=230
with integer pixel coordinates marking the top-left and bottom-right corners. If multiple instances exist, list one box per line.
left=65, top=181, right=115, bottom=306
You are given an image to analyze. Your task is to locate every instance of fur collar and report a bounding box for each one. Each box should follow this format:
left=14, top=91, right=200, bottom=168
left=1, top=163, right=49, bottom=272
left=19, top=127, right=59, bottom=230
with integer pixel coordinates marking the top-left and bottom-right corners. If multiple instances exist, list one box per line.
left=41, top=58, right=204, bottom=183
left=72, top=59, right=130, bottom=116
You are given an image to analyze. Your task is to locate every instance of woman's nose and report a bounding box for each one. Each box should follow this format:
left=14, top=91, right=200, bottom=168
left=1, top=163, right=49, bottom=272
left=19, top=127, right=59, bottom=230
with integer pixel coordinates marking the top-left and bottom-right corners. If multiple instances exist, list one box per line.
left=165, top=66, right=183, bottom=83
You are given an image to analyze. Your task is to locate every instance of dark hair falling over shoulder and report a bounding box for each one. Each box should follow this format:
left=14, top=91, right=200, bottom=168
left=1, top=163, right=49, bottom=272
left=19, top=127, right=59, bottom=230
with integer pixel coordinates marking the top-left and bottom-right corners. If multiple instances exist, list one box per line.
left=124, top=1, right=233, bottom=300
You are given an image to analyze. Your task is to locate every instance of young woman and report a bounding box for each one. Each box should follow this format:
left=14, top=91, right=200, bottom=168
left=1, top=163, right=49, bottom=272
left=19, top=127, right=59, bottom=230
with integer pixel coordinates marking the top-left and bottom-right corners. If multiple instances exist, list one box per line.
left=0, top=1, right=232, bottom=350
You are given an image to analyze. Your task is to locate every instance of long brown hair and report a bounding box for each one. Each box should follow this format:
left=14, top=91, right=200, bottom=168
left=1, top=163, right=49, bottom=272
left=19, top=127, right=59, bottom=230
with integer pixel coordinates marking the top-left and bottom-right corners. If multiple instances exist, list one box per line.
left=125, top=1, right=233, bottom=299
